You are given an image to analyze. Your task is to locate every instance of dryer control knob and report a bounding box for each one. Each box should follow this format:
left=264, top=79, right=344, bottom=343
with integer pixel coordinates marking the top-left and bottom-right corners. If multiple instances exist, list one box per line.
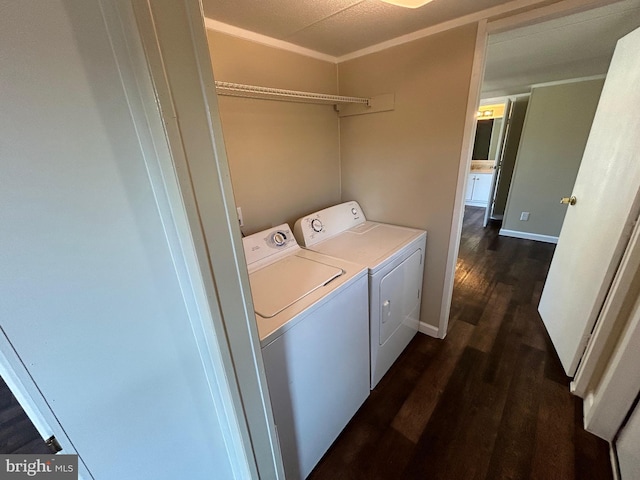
left=351, top=207, right=358, bottom=215
left=272, top=231, right=287, bottom=246
left=311, top=218, right=323, bottom=232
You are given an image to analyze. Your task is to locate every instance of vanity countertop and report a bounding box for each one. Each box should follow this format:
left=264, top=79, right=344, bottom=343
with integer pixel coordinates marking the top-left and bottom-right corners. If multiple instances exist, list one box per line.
left=470, top=160, right=495, bottom=174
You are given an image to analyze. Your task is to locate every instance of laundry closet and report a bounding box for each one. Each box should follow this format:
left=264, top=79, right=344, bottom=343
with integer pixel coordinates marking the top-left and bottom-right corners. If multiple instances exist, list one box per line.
left=205, top=25, right=478, bottom=478
left=205, top=23, right=479, bottom=338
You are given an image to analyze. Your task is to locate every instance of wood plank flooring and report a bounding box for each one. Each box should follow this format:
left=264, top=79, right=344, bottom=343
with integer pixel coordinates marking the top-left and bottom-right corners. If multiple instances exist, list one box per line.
left=309, top=206, right=612, bottom=480
left=0, top=376, right=50, bottom=454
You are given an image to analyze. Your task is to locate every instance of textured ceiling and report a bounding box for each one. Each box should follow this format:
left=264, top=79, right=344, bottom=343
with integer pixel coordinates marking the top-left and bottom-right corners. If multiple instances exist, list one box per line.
left=202, top=0, right=558, bottom=56
left=483, top=0, right=640, bottom=97
left=202, top=0, right=640, bottom=93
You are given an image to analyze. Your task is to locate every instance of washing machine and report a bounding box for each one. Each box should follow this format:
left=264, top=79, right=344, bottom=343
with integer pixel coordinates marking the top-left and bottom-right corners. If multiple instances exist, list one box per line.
left=242, top=224, right=369, bottom=479
left=294, top=201, right=427, bottom=388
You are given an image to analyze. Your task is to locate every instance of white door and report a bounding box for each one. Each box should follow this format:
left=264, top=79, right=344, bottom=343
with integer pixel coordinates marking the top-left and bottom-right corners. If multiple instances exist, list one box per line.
left=1, top=1, right=252, bottom=478
left=616, top=397, right=640, bottom=479
left=379, top=250, right=423, bottom=344
left=538, top=26, right=640, bottom=376
left=484, top=99, right=512, bottom=227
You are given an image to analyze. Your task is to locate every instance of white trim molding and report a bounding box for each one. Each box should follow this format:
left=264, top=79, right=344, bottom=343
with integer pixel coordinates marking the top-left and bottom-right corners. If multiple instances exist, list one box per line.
left=480, top=96, right=508, bottom=106
left=439, top=20, right=489, bottom=342
left=338, top=0, right=568, bottom=62
left=204, top=0, right=617, bottom=64
left=499, top=228, right=559, bottom=243
left=204, top=18, right=336, bottom=63
left=419, top=322, right=441, bottom=338
left=481, top=93, right=531, bottom=104
left=530, top=74, right=607, bottom=90
left=466, top=200, right=490, bottom=208
left=136, top=3, right=285, bottom=478
left=610, top=446, right=620, bottom=480
left=572, top=215, right=640, bottom=398
left=487, top=0, right=624, bottom=34
left=583, top=293, right=640, bottom=440
left=573, top=210, right=640, bottom=441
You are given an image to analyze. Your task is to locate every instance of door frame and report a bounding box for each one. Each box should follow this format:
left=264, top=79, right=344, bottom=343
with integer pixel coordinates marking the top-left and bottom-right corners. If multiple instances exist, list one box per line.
left=128, top=1, right=284, bottom=478
left=572, top=210, right=640, bottom=441
left=441, top=0, right=599, bottom=336
left=0, top=1, right=284, bottom=478
left=482, top=98, right=511, bottom=226
left=439, top=19, right=488, bottom=337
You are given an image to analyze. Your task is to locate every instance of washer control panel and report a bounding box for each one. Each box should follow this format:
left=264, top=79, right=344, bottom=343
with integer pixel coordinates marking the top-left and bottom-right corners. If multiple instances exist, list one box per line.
left=311, top=218, right=323, bottom=232
left=243, top=224, right=299, bottom=267
left=294, top=201, right=366, bottom=247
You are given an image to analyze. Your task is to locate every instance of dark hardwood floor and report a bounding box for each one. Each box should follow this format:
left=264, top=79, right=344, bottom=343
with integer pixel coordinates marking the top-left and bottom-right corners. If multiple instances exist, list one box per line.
left=0, top=377, right=50, bottom=454
left=309, top=206, right=612, bottom=480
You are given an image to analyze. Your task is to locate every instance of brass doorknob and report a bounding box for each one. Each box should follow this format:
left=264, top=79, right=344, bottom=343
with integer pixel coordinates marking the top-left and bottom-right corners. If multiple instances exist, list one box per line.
left=560, top=196, right=577, bottom=205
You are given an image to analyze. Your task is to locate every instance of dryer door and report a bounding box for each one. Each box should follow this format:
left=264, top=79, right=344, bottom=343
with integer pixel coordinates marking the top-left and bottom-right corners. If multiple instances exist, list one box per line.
left=379, top=249, right=423, bottom=345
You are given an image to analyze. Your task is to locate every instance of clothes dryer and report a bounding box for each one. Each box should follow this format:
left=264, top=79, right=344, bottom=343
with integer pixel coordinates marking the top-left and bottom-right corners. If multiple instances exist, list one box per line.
left=294, top=202, right=427, bottom=388
left=243, top=224, right=369, bottom=479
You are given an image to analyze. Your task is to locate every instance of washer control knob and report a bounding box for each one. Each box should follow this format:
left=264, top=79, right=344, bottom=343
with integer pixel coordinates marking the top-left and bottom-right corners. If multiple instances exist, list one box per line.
left=351, top=207, right=358, bottom=215
left=272, top=231, right=287, bottom=246
left=311, top=218, right=323, bottom=232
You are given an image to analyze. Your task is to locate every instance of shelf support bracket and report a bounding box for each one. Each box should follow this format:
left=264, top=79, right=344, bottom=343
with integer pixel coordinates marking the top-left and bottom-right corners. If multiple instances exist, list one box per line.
left=337, top=93, right=395, bottom=117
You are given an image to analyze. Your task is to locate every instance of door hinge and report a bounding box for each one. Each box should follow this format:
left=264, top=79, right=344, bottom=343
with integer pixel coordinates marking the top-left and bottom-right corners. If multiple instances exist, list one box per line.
left=46, top=435, right=63, bottom=453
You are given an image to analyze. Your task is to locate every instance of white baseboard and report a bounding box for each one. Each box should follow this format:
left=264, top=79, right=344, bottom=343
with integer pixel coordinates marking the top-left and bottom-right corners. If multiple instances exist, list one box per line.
left=465, top=201, right=488, bottom=208
left=610, top=443, right=619, bottom=480
left=499, top=228, right=558, bottom=244
left=419, top=322, right=441, bottom=338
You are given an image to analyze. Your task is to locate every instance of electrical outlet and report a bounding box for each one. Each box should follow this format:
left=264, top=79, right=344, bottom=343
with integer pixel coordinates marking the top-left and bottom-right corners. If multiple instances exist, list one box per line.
left=520, top=212, right=530, bottom=221
left=237, top=207, right=244, bottom=227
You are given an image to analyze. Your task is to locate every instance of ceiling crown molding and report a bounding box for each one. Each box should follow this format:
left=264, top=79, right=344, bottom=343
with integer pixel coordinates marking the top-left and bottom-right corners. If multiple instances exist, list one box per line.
left=204, top=18, right=338, bottom=63
left=205, top=0, right=618, bottom=64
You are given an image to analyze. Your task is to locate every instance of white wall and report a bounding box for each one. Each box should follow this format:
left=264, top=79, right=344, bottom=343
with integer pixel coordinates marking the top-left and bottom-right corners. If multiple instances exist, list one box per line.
left=338, top=24, right=479, bottom=332
left=618, top=400, right=640, bottom=479
left=501, top=79, right=604, bottom=240
left=0, top=2, right=253, bottom=478
left=207, top=31, right=341, bottom=234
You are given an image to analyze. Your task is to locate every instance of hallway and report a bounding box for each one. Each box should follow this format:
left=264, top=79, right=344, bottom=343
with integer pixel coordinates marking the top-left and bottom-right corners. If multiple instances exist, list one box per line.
left=309, top=206, right=612, bottom=479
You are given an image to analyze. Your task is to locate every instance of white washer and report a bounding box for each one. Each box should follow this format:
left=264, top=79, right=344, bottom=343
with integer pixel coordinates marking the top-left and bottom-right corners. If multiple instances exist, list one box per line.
left=243, top=224, right=369, bottom=480
left=294, top=201, right=427, bottom=388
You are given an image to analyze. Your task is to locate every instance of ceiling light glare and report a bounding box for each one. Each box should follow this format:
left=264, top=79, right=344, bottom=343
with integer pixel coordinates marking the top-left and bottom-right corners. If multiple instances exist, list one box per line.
left=379, top=0, right=435, bottom=8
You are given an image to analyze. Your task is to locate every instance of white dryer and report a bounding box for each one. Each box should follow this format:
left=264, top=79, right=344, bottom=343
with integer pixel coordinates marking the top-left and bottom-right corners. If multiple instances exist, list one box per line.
left=294, top=201, right=427, bottom=388
left=242, top=224, right=369, bottom=480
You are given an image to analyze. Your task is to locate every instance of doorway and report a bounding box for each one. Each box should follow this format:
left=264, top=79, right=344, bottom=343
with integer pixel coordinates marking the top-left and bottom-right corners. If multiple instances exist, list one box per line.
left=448, top=9, right=640, bottom=476
left=466, top=100, right=518, bottom=228
left=448, top=0, right=635, bottom=347
left=463, top=96, right=529, bottom=236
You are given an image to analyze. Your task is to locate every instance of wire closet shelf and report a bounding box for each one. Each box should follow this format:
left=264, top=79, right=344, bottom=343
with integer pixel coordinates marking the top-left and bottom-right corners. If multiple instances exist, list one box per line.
left=214, top=81, right=371, bottom=106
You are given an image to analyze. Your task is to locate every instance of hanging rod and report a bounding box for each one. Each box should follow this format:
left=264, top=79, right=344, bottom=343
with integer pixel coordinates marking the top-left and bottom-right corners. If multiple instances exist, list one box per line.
left=214, top=81, right=371, bottom=106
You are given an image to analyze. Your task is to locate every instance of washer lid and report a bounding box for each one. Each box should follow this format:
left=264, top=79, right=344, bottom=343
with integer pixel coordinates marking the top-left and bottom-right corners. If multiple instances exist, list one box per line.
left=249, top=255, right=343, bottom=318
